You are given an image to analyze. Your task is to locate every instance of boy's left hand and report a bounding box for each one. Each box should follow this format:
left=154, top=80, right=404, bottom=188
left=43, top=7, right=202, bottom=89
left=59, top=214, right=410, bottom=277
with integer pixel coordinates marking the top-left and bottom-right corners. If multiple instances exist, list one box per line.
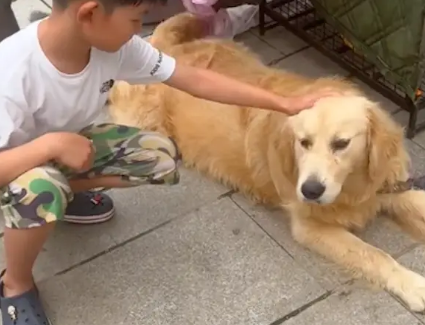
left=281, top=89, right=345, bottom=115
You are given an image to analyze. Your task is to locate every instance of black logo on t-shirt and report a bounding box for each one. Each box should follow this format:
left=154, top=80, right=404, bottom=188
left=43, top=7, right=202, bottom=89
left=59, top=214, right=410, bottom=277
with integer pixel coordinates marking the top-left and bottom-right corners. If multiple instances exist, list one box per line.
left=100, top=79, right=115, bottom=94
left=150, top=51, right=163, bottom=76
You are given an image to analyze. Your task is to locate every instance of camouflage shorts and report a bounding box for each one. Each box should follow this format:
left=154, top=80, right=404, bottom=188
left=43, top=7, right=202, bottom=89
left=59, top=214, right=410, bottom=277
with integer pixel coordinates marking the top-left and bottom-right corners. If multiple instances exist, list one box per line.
left=0, top=123, right=181, bottom=229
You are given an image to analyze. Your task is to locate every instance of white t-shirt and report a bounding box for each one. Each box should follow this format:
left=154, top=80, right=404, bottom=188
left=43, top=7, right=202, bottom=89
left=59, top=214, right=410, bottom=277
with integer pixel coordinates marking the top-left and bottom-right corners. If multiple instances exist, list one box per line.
left=0, top=20, right=176, bottom=149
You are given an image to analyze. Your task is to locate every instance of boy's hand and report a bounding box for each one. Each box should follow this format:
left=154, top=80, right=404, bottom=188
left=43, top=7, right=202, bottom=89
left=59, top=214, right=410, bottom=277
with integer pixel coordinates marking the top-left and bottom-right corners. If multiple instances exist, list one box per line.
left=43, top=132, right=95, bottom=172
left=281, top=89, right=345, bottom=115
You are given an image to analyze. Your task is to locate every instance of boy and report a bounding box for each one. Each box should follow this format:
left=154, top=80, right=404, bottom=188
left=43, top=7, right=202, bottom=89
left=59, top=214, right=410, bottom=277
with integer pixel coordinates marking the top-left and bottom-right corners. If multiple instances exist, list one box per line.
left=0, top=0, right=341, bottom=323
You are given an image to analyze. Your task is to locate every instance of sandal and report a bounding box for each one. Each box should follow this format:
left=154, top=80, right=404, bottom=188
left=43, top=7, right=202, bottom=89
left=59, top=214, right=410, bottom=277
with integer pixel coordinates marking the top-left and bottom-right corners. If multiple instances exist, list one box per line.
left=0, top=274, right=51, bottom=325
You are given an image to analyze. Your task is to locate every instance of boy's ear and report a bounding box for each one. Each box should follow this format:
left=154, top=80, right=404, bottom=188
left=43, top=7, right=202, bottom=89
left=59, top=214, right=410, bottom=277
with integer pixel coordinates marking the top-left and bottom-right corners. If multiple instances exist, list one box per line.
left=76, top=1, right=101, bottom=24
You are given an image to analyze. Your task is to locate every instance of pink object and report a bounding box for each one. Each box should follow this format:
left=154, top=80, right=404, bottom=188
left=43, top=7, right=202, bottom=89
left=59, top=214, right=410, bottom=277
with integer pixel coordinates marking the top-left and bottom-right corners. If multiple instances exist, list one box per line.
left=181, top=0, right=234, bottom=38
left=192, top=0, right=215, bottom=4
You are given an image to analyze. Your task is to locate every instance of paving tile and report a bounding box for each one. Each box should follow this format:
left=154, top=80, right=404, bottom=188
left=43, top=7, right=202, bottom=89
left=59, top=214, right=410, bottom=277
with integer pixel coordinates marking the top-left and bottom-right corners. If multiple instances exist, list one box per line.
left=232, top=194, right=418, bottom=290
left=12, top=0, right=51, bottom=29
left=280, top=283, right=418, bottom=325
left=231, top=194, right=348, bottom=290
left=359, top=218, right=416, bottom=258
left=274, top=47, right=349, bottom=78
left=39, top=198, right=325, bottom=325
left=398, top=245, right=425, bottom=276
left=252, top=25, right=308, bottom=55
left=0, top=220, right=116, bottom=281
left=106, top=168, right=228, bottom=244
left=29, top=222, right=116, bottom=281
left=405, top=139, right=425, bottom=177
left=0, top=168, right=227, bottom=282
left=235, top=31, right=284, bottom=65
left=349, top=77, right=400, bottom=114
left=394, top=110, right=425, bottom=148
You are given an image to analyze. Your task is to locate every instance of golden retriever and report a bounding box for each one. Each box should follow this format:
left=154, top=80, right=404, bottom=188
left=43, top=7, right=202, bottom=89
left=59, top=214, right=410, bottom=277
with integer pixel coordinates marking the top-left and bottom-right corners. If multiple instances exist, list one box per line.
left=109, top=13, right=425, bottom=312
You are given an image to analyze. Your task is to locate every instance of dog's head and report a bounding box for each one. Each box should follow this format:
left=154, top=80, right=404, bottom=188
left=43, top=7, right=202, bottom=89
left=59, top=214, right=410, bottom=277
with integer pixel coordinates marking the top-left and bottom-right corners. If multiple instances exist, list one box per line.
left=279, top=95, right=408, bottom=205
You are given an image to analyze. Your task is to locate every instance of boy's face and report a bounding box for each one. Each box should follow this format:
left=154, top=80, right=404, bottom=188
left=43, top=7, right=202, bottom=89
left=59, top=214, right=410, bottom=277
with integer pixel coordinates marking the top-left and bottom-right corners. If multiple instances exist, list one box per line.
left=74, top=1, right=151, bottom=52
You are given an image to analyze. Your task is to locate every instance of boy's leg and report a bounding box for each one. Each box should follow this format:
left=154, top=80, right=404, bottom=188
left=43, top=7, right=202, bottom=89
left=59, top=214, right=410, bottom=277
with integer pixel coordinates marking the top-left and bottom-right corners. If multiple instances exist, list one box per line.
left=0, top=124, right=180, bottom=324
left=71, top=123, right=181, bottom=187
left=60, top=123, right=180, bottom=224
left=62, top=119, right=117, bottom=224
left=55, top=122, right=181, bottom=225
left=0, top=166, right=73, bottom=325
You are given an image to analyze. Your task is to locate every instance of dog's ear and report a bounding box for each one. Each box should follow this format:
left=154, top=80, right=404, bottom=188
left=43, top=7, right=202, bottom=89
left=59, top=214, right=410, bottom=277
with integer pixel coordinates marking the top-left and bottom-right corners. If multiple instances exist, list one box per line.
left=275, top=121, right=297, bottom=181
left=367, top=102, right=409, bottom=187
left=266, top=117, right=297, bottom=199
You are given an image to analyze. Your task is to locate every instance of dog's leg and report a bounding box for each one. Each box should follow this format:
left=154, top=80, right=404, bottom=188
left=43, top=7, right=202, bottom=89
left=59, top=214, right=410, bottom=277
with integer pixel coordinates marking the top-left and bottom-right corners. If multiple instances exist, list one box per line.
left=380, top=190, right=425, bottom=241
left=291, top=218, right=425, bottom=312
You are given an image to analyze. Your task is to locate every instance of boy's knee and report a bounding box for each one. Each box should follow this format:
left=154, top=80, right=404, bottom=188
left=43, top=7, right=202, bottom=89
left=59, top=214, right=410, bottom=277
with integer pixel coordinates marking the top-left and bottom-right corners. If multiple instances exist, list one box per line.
left=141, top=134, right=181, bottom=177
left=119, top=133, right=181, bottom=186
left=1, top=166, right=73, bottom=229
left=140, top=133, right=181, bottom=163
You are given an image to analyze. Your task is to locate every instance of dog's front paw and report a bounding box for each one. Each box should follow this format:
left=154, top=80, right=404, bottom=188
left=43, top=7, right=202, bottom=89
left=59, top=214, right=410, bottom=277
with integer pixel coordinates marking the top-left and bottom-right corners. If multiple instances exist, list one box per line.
left=388, top=269, right=425, bottom=312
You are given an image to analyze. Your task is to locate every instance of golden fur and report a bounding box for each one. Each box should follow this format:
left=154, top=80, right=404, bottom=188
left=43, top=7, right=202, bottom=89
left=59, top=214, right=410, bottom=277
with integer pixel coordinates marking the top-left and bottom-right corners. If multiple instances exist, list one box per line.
left=109, top=13, right=425, bottom=312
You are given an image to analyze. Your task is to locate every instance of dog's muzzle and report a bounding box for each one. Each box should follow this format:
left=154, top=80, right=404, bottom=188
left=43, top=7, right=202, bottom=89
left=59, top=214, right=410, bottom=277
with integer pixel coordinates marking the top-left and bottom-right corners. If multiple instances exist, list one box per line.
left=301, top=177, right=326, bottom=201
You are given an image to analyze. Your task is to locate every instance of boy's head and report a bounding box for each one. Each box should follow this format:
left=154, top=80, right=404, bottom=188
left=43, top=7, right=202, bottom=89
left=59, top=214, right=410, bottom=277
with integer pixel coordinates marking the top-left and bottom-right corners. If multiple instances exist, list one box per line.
left=51, top=0, right=165, bottom=52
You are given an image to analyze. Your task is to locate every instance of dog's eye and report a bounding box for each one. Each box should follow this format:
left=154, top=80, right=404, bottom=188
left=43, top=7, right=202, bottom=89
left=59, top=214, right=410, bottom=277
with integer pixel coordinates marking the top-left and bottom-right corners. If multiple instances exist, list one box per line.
left=331, top=139, right=350, bottom=151
left=300, top=138, right=312, bottom=149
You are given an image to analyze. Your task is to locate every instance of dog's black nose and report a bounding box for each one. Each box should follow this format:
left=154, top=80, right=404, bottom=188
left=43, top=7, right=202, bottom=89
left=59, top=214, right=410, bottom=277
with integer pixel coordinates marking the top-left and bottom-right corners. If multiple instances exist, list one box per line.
left=301, top=178, right=326, bottom=200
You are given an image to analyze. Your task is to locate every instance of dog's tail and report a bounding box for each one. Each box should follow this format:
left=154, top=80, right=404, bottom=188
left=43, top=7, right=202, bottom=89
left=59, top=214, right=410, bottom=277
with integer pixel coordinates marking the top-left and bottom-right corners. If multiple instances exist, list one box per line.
left=149, top=12, right=207, bottom=52
left=29, top=10, right=49, bottom=23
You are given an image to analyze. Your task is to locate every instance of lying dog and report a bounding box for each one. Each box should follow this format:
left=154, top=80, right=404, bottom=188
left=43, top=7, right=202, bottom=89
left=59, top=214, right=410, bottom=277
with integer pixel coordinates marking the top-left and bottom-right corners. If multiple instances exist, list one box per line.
left=109, top=13, right=425, bottom=312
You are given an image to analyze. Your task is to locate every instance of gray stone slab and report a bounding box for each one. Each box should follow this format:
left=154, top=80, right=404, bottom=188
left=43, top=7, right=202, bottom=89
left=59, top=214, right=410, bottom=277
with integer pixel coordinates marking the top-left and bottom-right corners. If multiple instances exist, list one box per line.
left=275, top=48, right=348, bottom=78
left=106, top=168, right=227, bottom=243
left=349, top=77, right=400, bottom=114
left=252, top=26, right=308, bottom=56
left=0, top=220, right=117, bottom=281
left=39, top=198, right=325, bottom=325
left=0, top=168, right=227, bottom=282
left=399, top=245, right=425, bottom=270
left=274, top=47, right=349, bottom=78
left=232, top=194, right=417, bottom=290
left=12, top=0, right=51, bottom=29
left=394, top=110, right=425, bottom=148
left=235, top=31, right=284, bottom=65
left=280, top=283, right=418, bottom=325
left=405, top=139, right=425, bottom=177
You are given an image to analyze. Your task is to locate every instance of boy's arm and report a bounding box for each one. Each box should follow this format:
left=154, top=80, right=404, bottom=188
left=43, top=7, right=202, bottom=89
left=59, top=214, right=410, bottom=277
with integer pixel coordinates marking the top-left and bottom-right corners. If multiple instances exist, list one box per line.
left=0, top=97, right=53, bottom=187
left=117, top=36, right=337, bottom=114
left=0, top=138, right=54, bottom=187
left=164, top=65, right=341, bottom=115
left=164, top=64, right=298, bottom=114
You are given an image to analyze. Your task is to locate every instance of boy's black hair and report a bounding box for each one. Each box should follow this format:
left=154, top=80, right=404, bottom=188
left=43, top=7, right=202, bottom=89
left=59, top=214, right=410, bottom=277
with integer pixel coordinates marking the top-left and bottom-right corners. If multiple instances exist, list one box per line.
left=53, top=0, right=166, bottom=10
